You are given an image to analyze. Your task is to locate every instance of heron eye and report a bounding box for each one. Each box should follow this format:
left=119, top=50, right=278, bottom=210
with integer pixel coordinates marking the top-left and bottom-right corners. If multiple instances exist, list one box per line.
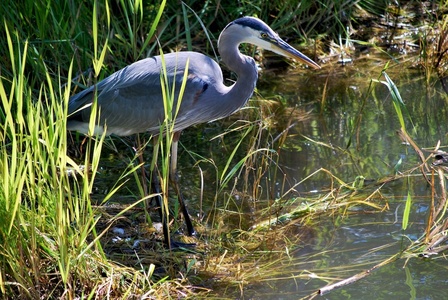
left=260, top=32, right=268, bottom=39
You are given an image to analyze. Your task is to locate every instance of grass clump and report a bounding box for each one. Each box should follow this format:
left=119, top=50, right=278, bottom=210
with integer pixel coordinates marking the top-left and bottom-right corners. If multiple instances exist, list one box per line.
left=0, top=1, right=194, bottom=298
left=0, top=26, right=102, bottom=297
left=2, top=0, right=448, bottom=298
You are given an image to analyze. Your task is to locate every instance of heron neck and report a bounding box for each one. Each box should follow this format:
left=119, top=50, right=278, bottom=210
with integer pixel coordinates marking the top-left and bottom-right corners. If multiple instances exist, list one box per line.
left=219, top=41, right=258, bottom=107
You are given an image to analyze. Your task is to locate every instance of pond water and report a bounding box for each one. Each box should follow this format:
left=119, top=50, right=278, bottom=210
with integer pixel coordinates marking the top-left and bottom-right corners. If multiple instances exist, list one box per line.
left=208, top=58, right=448, bottom=299
left=95, top=54, right=448, bottom=299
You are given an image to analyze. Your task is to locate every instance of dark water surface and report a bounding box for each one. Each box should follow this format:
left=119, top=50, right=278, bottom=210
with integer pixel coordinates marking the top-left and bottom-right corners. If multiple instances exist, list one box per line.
left=189, top=58, right=447, bottom=298
left=95, top=56, right=447, bottom=299
left=227, top=59, right=448, bottom=299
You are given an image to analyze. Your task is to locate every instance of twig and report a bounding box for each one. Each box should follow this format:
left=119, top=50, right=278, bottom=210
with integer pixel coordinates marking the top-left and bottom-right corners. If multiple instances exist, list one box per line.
left=396, top=128, right=431, bottom=184
left=315, top=253, right=400, bottom=296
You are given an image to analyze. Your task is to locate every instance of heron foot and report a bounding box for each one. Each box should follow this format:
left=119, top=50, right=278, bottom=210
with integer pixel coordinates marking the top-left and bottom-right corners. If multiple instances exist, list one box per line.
left=164, top=239, right=197, bottom=250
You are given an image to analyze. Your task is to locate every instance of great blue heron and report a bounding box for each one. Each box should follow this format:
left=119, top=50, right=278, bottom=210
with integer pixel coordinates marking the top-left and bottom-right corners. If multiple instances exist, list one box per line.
left=67, top=16, right=320, bottom=247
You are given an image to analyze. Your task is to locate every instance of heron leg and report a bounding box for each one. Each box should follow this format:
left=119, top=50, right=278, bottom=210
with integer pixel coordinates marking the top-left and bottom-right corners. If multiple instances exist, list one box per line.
left=150, top=136, right=171, bottom=248
left=171, top=131, right=196, bottom=236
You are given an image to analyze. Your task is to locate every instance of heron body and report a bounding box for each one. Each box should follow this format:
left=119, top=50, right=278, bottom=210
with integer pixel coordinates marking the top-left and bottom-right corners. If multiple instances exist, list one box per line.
left=67, top=17, right=320, bottom=135
left=68, top=52, right=242, bottom=135
left=67, top=16, right=320, bottom=246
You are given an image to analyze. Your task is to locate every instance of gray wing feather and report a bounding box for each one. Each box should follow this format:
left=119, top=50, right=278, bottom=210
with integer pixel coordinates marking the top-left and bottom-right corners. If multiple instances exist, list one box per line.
left=68, top=52, right=226, bottom=136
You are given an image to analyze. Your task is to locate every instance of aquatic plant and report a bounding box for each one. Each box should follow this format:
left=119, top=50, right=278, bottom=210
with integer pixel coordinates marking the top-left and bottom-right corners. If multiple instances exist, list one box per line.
left=1, top=0, right=448, bottom=298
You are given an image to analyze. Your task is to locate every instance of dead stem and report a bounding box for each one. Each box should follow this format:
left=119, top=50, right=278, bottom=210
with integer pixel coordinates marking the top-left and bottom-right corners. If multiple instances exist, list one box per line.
left=313, top=253, right=401, bottom=298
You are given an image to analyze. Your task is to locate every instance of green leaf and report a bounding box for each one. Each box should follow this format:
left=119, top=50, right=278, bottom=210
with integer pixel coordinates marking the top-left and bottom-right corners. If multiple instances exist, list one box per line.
left=402, top=191, right=412, bottom=230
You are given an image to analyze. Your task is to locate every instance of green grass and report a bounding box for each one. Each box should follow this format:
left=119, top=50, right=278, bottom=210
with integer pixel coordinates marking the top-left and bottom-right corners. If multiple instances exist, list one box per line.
left=0, top=1, right=181, bottom=297
left=2, top=0, right=448, bottom=298
left=0, top=25, right=102, bottom=297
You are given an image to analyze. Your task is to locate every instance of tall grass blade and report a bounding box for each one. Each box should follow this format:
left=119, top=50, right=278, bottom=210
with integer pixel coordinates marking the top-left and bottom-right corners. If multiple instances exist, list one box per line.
left=92, top=0, right=110, bottom=76
left=139, top=0, right=166, bottom=57
left=181, top=2, right=219, bottom=60
left=219, top=125, right=253, bottom=184
left=380, top=71, right=415, bottom=133
left=402, top=190, right=412, bottom=230
left=182, top=5, right=192, bottom=51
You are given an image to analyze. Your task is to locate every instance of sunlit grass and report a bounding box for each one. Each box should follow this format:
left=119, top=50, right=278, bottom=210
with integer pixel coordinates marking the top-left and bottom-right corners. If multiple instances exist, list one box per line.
left=1, top=0, right=448, bottom=298
left=0, top=25, right=108, bottom=297
left=0, top=0, right=195, bottom=298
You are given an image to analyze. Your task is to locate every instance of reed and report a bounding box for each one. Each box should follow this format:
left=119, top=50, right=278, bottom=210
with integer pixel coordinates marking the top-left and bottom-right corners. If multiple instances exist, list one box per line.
left=0, top=0, right=191, bottom=298
left=2, top=0, right=448, bottom=298
left=0, top=22, right=109, bottom=297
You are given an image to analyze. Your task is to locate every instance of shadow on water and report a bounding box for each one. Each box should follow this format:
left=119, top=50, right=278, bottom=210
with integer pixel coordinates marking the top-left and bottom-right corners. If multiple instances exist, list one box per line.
left=263, top=62, right=446, bottom=193
left=90, top=54, right=448, bottom=298
left=213, top=58, right=447, bottom=298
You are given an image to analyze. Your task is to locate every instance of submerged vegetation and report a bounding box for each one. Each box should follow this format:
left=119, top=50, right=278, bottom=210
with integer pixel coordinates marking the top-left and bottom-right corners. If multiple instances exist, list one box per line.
left=1, top=0, right=448, bottom=298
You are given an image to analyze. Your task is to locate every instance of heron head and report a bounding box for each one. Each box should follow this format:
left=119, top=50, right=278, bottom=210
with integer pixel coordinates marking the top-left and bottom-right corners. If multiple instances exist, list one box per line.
left=219, top=16, right=321, bottom=70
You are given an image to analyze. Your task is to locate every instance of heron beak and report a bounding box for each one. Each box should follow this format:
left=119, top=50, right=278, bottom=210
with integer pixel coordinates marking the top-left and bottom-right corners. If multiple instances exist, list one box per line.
left=271, top=38, right=321, bottom=70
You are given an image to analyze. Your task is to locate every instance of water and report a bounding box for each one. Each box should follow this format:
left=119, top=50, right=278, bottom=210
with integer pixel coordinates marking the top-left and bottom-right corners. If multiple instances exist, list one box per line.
left=95, top=58, right=448, bottom=299
left=196, top=60, right=447, bottom=298
left=218, top=60, right=448, bottom=299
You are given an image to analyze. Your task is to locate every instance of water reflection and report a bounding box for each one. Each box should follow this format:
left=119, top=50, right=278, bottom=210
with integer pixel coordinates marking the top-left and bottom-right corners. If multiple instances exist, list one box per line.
left=201, top=61, right=447, bottom=298
left=94, top=57, right=447, bottom=298
left=258, top=62, right=446, bottom=191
